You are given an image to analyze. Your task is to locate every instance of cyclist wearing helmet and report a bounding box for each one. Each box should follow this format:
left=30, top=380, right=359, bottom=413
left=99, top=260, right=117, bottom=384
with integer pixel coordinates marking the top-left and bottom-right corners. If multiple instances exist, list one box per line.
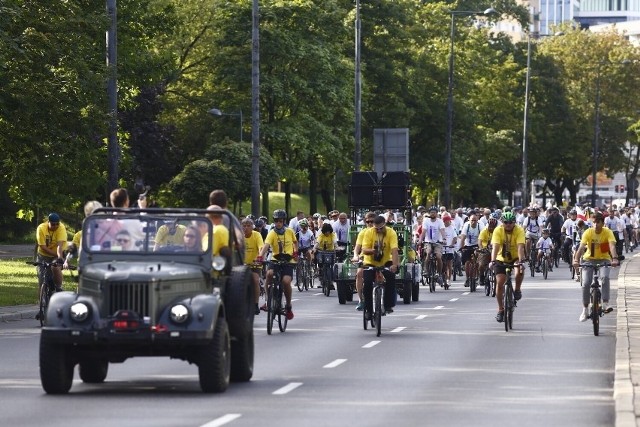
left=478, top=215, right=498, bottom=282
left=242, top=217, right=264, bottom=315
left=522, top=207, right=544, bottom=261
left=36, top=212, right=67, bottom=294
left=294, top=218, right=315, bottom=288
left=490, top=211, right=526, bottom=323
left=561, top=209, right=579, bottom=263
left=257, top=209, right=298, bottom=320
left=478, top=208, right=492, bottom=228
left=288, top=210, right=305, bottom=234
left=418, top=206, right=447, bottom=284
left=545, top=206, right=564, bottom=254
left=352, top=212, right=377, bottom=310
left=254, top=218, right=268, bottom=241
left=535, top=228, right=554, bottom=272
left=459, top=213, right=483, bottom=287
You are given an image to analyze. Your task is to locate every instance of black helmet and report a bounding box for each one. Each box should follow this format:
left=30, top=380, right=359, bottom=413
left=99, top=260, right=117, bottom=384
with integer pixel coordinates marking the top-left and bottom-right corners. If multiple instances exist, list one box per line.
left=428, top=206, right=438, bottom=213
left=321, top=223, right=333, bottom=234
left=273, top=209, right=287, bottom=220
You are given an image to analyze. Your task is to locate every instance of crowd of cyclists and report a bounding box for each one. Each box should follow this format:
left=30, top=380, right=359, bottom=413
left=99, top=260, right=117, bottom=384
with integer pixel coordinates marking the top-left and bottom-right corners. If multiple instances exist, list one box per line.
left=35, top=184, right=640, bottom=328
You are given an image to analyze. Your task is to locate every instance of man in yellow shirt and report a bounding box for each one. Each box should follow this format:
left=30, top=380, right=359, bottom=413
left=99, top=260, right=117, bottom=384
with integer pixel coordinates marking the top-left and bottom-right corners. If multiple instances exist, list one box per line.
left=205, top=205, right=230, bottom=258
left=477, top=215, right=498, bottom=287
left=572, top=212, right=619, bottom=321
left=490, top=211, right=526, bottom=323
left=153, top=219, right=187, bottom=251
left=36, top=213, right=67, bottom=293
left=361, top=215, right=399, bottom=318
left=351, top=211, right=377, bottom=311
left=257, top=209, right=298, bottom=320
left=242, top=217, right=264, bottom=315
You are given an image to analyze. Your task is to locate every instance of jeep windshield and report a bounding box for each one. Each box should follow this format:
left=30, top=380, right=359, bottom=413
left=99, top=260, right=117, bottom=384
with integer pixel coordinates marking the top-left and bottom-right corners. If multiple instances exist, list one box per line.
left=82, top=213, right=212, bottom=254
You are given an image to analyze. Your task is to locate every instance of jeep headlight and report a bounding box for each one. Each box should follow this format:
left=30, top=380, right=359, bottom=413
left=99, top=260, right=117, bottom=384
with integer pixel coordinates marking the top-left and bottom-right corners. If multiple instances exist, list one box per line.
left=69, top=302, right=90, bottom=322
left=169, top=304, right=190, bottom=324
left=212, top=256, right=226, bottom=271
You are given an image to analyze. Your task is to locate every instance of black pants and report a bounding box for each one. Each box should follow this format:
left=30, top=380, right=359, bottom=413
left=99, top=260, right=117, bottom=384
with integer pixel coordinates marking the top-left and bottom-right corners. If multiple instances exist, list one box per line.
left=363, top=268, right=396, bottom=313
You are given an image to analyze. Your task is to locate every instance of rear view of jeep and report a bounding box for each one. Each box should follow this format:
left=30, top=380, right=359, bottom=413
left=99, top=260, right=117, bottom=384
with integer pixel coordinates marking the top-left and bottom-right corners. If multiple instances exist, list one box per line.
left=39, top=208, right=254, bottom=394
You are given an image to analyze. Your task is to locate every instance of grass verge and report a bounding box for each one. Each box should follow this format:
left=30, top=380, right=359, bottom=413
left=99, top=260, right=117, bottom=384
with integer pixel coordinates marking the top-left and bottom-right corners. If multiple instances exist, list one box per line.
left=0, top=258, right=78, bottom=307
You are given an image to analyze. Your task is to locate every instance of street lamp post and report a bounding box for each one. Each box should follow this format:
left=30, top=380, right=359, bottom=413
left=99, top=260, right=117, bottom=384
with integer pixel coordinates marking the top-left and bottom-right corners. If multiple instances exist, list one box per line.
left=208, top=108, right=243, bottom=143
left=444, top=7, right=496, bottom=209
left=354, top=0, right=361, bottom=171
left=592, top=65, right=602, bottom=208
left=522, top=34, right=532, bottom=208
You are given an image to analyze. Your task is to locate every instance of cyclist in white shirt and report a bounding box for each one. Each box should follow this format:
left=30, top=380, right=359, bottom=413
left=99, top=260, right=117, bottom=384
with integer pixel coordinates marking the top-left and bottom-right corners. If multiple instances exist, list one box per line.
left=441, top=214, right=458, bottom=288
left=522, top=207, right=544, bottom=260
left=419, top=206, right=447, bottom=282
left=536, top=228, right=554, bottom=272
left=561, top=209, right=578, bottom=263
left=331, top=212, right=350, bottom=261
left=459, top=213, right=483, bottom=287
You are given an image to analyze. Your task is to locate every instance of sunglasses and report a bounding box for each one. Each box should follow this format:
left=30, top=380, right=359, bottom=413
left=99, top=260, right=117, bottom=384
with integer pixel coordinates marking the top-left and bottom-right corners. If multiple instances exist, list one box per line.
left=503, top=221, right=515, bottom=225
left=274, top=219, right=284, bottom=223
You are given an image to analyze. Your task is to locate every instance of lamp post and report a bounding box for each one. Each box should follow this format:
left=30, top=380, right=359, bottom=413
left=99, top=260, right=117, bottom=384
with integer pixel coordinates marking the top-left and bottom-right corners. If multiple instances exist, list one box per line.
left=591, top=64, right=602, bottom=208
left=444, top=7, right=496, bottom=209
left=251, top=0, right=260, bottom=218
left=522, top=33, right=532, bottom=208
left=106, top=0, right=118, bottom=194
left=208, top=108, right=243, bottom=143
left=354, top=0, right=362, bottom=171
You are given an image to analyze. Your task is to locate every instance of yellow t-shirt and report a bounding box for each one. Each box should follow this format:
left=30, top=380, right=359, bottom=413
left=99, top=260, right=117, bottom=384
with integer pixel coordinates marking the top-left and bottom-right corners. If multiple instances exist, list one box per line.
left=478, top=227, right=494, bottom=250
left=155, top=224, right=187, bottom=246
left=36, top=222, right=67, bottom=257
left=361, top=226, right=398, bottom=267
left=316, top=232, right=337, bottom=251
left=72, top=230, right=82, bottom=248
left=212, top=224, right=229, bottom=256
left=244, top=231, right=264, bottom=264
left=580, top=227, right=616, bottom=261
left=265, top=228, right=297, bottom=263
left=490, top=224, right=526, bottom=263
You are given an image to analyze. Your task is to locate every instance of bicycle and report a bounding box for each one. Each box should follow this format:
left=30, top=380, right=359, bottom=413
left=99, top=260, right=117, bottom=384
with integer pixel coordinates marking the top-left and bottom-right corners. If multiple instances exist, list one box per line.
left=526, top=238, right=536, bottom=278
left=421, top=243, right=441, bottom=293
left=499, top=262, right=520, bottom=332
left=29, top=259, right=76, bottom=327
left=266, top=257, right=291, bottom=335
left=485, top=265, right=496, bottom=297
left=461, top=247, right=478, bottom=292
left=295, top=251, right=312, bottom=292
left=363, top=266, right=387, bottom=337
left=540, top=249, right=552, bottom=280
left=316, top=250, right=336, bottom=297
left=580, top=261, right=611, bottom=336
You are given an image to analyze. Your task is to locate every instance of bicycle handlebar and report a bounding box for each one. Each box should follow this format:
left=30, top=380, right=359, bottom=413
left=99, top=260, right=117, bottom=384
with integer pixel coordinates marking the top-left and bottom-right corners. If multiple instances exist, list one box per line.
left=27, top=261, right=77, bottom=270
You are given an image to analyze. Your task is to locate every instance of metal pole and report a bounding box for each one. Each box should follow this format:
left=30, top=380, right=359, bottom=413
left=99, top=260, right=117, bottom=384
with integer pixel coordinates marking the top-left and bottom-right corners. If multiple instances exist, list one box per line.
left=592, top=66, right=601, bottom=207
left=239, top=109, right=243, bottom=143
left=444, top=13, right=455, bottom=209
left=251, top=0, right=260, bottom=217
left=522, top=34, right=531, bottom=207
left=106, top=0, right=118, bottom=194
left=354, top=0, right=361, bottom=171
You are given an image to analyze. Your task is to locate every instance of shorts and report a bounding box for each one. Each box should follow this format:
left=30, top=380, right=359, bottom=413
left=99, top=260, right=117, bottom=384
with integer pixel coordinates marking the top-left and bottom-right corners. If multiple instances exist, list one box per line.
left=425, top=242, right=442, bottom=256
left=493, top=261, right=520, bottom=276
left=526, top=232, right=540, bottom=241
left=268, top=262, right=294, bottom=278
left=461, top=246, right=477, bottom=264
left=477, top=250, right=490, bottom=267
left=442, top=253, right=454, bottom=261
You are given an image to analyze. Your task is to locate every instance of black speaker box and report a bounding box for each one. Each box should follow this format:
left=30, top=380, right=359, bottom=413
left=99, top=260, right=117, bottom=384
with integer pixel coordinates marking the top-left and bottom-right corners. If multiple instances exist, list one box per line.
left=379, top=172, right=410, bottom=208
left=349, top=172, right=378, bottom=207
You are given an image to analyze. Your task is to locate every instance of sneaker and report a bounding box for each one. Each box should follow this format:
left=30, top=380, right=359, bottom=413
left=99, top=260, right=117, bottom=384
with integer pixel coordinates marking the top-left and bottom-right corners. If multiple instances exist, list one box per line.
left=514, top=290, right=522, bottom=301
left=495, top=311, right=504, bottom=323
left=579, top=308, right=589, bottom=322
left=385, top=307, right=394, bottom=314
left=356, top=301, right=364, bottom=311
left=603, top=303, right=613, bottom=314
left=535, top=267, right=541, bottom=273
left=255, top=304, right=261, bottom=315
left=260, top=303, right=267, bottom=312
left=285, top=305, right=294, bottom=320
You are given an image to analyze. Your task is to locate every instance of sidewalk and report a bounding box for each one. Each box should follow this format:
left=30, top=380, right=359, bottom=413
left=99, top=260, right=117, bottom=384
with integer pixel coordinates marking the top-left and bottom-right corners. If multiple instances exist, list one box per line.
left=616, top=252, right=640, bottom=427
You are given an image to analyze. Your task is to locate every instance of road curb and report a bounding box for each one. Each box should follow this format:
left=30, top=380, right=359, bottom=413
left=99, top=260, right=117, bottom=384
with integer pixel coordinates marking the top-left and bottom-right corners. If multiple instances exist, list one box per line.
left=0, top=306, right=39, bottom=323
left=616, top=254, right=638, bottom=427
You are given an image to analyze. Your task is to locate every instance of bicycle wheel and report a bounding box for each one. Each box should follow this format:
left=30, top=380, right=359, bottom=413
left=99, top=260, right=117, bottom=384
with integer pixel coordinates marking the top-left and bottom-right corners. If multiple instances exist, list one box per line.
left=542, top=257, right=548, bottom=280
left=591, top=289, right=600, bottom=336
left=363, top=307, right=368, bottom=330
left=469, top=264, right=477, bottom=292
left=554, top=248, right=560, bottom=268
left=503, top=283, right=513, bottom=332
left=278, top=287, right=287, bottom=332
left=429, top=259, right=436, bottom=293
left=266, top=286, right=275, bottom=335
left=374, top=285, right=382, bottom=337
left=322, top=266, right=331, bottom=297
left=38, top=282, right=50, bottom=327
left=296, top=262, right=304, bottom=292
left=529, top=254, right=535, bottom=277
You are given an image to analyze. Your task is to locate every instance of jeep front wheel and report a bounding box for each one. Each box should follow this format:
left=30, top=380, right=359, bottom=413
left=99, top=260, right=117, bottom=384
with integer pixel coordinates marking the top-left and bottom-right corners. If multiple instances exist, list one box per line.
left=198, top=317, right=231, bottom=393
left=40, top=337, right=74, bottom=394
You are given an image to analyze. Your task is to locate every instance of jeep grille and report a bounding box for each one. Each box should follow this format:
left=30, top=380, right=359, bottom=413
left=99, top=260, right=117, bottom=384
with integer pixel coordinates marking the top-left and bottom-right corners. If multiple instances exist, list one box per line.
left=108, top=281, right=150, bottom=317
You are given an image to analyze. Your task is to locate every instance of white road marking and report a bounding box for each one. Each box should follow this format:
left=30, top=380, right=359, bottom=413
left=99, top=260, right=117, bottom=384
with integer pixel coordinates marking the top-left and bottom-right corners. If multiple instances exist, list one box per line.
left=200, top=414, right=242, bottom=427
left=313, top=293, right=323, bottom=296
left=273, top=382, right=303, bottom=395
left=449, top=298, right=459, bottom=302
left=291, top=298, right=300, bottom=302
left=434, top=305, right=444, bottom=310
left=362, top=340, right=381, bottom=348
left=391, top=327, right=406, bottom=333
left=323, top=359, right=347, bottom=368
left=416, top=314, right=428, bottom=320
left=462, top=292, right=470, bottom=296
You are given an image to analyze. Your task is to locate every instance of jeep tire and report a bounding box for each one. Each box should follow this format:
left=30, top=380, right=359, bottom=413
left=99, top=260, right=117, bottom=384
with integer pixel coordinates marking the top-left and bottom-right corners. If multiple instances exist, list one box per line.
left=198, top=317, right=231, bottom=393
left=226, top=266, right=254, bottom=382
left=40, top=336, right=74, bottom=394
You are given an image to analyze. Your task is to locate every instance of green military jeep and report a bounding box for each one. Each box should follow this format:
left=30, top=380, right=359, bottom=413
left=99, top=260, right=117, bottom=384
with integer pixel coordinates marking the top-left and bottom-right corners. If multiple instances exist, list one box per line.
left=39, top=208, right=254, bottom=394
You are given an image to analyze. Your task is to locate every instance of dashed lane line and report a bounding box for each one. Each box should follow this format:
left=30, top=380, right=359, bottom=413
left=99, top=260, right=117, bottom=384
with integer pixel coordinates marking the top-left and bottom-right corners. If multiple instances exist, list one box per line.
left=323, top=359, right=347, bottom=368
left=362, top=340, right=381, bottom=348
left=449, top=298, right=459, bottom=302
left=416, top=314, right=428, bottom=320
left=391, top=327, right=406, bottom=333
left=200, top=414, right=242, bottom=427
left=273, top=382, right=303, bottom=395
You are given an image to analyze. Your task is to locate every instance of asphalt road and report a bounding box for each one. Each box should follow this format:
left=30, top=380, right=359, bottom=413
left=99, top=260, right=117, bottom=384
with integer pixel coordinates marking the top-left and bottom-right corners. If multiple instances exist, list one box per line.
left=0, top=262, right=616, bottom=427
